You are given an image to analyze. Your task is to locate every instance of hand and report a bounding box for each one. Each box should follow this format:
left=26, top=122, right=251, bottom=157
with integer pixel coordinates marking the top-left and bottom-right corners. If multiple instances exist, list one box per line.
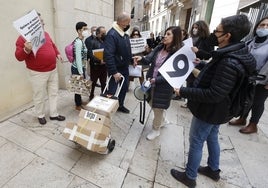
left=100, top=60, right=105, bottom=65
left=193, top=58, right=201, bottom=65
left=150, top=78, right=155, bottom=84
left=133, top=56, right=142, bottom=64
left=57, top=54, right=63, bottom=63
left=191, top=46, right=199, bottom=53
left=174, top=88, right=180, bottom=96
left=265, top=85, right=268, bottom=90
left=24, top=41, right=32, bottom=54
left=113, top=72, right=122, bottom=82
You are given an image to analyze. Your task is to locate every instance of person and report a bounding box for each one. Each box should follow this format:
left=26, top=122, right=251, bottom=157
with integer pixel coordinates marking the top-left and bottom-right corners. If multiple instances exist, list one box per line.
left=71, top=22, right=88, bottom=111
left=133, top=26, right=183, bottom=140
left=182, top=29, right=189, bottom=41
left=229, top=16, right=268, bottom=134
left=155, top=32, right=163, bottom=45
left=129, top=29, right=145, bottom=87
left=104, top=12, right=134, bottom=114
left=85, top=26, right=97, bottom=80
left=181, top=20, right=214, bottom=108
left=170, top=14, right=256, bottom=187
left=86, top=26, right=107, bottom=101
left=15, top=12, right=65, bottom=125
left=146, top=32, right=157, bottom=51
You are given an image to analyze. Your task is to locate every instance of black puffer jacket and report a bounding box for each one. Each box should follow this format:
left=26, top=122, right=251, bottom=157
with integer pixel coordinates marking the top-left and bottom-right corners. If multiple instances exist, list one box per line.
left=141, top=44, right=174, bottom=109
left=180, top=42, right=256, bottom=124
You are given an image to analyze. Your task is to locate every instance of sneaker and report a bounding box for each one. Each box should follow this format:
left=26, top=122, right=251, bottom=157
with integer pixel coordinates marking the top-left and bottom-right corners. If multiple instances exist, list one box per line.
left=38, top=117, right=47, bottom=125
left=198, top=166, right=221, bottom=181
left=170, top=169, right=196, bottom=188
left=117, top=106, right=130, bottom=113
left=50, top=115, right=65, bottom=121
left=146, top=129, right=160, bottom=140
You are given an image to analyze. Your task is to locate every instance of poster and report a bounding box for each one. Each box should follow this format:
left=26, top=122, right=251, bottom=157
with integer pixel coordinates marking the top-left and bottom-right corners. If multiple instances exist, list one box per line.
left=158, top=38, right=196, bottom=88
left=13, top=9, right=45, bottom=56
left=130, top=38, right=146, bottom=55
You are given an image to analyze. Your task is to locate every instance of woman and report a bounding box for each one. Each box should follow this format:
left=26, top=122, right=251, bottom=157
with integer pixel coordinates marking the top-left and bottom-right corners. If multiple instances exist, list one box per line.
left=229, top=16, right=268, bottom=134
left=133, top=26, right=183, bottom=140
left=71, top=22, right=88, bottom=111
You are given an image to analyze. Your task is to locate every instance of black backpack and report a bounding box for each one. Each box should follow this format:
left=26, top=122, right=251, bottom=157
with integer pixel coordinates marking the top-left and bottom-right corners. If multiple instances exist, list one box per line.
left=230, top=69, right=265, bottom=118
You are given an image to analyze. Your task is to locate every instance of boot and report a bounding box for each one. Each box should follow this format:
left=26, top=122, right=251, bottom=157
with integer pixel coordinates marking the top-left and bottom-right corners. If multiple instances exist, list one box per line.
left=239, top=122, right=257, bottom=134
left=170, top=169, right=196, bottom=188
left=229, top=118, right=246, bottom=126
left=198, top=166, right=221, bottom=181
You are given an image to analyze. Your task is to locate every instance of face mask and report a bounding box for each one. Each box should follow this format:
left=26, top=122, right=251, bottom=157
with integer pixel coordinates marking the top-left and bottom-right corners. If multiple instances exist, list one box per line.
left=207, top=33, right=219, bottom=46
left=256, top=28, right=268, bottom=37
left=192, top=28, right=198, bottom=35
left=101, top=34, right=106, bottom=41
left=123, top=25, right=130, bottom=32
left=82, top=30, right=89, bottom=38
left=92, top=31, right=96, bottom=36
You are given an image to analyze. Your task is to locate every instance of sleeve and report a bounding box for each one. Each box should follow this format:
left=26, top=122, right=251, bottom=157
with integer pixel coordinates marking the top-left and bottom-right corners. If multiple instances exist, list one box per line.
left=75, top=39, right=84, bottom=75
left=104, top=34, right=118, bottom=75
left=15, top=36, right=30, bottom=61
left=85, top=38, right=101, bottom=65
left=180, top=60, right=239, bottom=103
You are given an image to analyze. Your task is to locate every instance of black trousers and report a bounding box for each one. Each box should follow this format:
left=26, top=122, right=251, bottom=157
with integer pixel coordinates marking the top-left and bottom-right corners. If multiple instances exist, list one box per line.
left=71, top=66, right=86, bottom=107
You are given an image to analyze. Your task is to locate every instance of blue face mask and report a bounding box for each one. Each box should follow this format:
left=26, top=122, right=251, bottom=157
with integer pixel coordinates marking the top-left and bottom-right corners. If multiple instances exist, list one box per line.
left=256, top=28, right=268, bottom=37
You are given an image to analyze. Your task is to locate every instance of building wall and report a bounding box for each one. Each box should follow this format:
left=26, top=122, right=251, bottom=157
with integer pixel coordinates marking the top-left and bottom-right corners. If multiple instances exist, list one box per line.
left=0, top=0, right=131, bottom=122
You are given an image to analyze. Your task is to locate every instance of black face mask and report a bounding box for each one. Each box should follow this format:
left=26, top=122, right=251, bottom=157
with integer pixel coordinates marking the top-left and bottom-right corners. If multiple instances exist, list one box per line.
left=101, top=34, right=106, bottom=41
left=207, top=33, right=219, bottom=46
left=123, top=25, right=130, bottom=32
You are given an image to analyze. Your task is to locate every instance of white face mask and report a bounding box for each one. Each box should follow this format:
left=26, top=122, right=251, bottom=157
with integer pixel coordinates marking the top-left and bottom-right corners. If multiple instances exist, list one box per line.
left=256, top=28, right=268, bottom=37
left=82, top=30, right=89, bottom=38
left=92, top=31, right=96, bottom=36
left=192, top=28, right=198, bottom=35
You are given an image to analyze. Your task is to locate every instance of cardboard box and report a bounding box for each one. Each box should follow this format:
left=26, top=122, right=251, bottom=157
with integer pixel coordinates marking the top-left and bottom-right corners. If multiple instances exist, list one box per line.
left=85, top=95, right=119, bottom=118
left=63, top=122, right=110, bottom=153
left=79, top=109, right=111, bottom=128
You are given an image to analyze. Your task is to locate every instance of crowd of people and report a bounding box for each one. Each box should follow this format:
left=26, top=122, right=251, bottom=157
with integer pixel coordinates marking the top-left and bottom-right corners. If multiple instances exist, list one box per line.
left=14, top=10, right=268, bottom=188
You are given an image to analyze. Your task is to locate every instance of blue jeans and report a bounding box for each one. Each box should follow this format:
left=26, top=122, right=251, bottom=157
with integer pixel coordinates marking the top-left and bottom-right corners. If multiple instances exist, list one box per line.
left=186, top=116, right=220, bottom=180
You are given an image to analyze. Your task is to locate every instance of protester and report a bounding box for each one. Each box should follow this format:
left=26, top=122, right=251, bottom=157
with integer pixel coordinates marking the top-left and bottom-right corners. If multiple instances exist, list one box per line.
left=15, top=12, right=65, bottom=125
left=85, top=26, right=97, bottom=79
left=229, top=16, right=268, bottom=134
left=133, top=26, right=183, bottom=140
left=170, top=14, right=256, bottom=187
left=86, top=26, right=107, bottom=101
left=71, top=22, right=88, bottom=111
left=104, top=12, right=133, bottom=114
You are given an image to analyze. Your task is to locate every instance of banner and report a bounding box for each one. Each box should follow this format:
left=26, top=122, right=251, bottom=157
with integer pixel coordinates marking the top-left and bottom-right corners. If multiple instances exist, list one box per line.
left=13, top=9, right=45, bottom=56
left=158, top=38, right=196, bottom=88
left=130, top=38, right=146, bottom=55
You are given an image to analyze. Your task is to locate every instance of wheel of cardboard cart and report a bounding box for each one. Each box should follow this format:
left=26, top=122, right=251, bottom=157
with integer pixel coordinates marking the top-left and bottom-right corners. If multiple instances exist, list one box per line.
left=107, top=139, right=115, bottom=152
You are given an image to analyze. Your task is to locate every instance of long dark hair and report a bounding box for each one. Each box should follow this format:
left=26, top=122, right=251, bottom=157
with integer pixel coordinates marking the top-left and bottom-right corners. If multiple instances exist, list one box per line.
left=164, top=26, right=183, bottom=53
left=190, top=20, right=210, bottom=38
left=253, top=16, right=268, bottom=36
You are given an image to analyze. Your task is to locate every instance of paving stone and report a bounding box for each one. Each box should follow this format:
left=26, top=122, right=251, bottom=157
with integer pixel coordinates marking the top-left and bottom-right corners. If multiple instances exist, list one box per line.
left=35, top=140, right=82, bottom=171
left=122, top=173, right=153, bottom=188
left=0, top=142, right=36, bottom=187
left=0, top=137, right=6, bottom=147
left=120, top=150, right=135, bottom=170
left=6, top=157, right=74, bottom=188
left=231, top=137, right=268, bottom=188
left=71, top=154, right=126, bottom=187
left=67, top=176, right=99, bottom=188
left=0, top=121, right=48, bottom=152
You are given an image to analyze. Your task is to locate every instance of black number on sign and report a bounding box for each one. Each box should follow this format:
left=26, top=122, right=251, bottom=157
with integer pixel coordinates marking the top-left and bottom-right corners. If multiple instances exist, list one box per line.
left=167, top=54, right=189, bottom=77
left=86, top=111, right=96, bottom=120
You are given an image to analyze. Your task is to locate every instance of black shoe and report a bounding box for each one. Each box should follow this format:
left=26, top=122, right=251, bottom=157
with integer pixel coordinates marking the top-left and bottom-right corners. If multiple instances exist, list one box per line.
left=170, top=169, right=196, bottom=188
left=38, top=117, right=47, bottom=125
left=198, top=166, right=221, bottom=181
left=172, top=95, right=182, bottom=100
left=49, top=115, right=66, bottom=121
left=117, top=106, right=130, bottom=113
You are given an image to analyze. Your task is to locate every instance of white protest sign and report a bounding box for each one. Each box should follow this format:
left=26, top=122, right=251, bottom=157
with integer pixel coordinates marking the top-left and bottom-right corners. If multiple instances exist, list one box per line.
left=130, top=38, right=146, bottom=54
left=140, top=30, right=150, bottom=39
left=158, top=38, right=196, bottom=88
left=13, top=9, right=45, bottom=56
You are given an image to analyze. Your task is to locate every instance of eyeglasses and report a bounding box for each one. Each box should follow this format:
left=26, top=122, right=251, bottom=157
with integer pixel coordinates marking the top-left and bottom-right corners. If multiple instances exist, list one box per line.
left=213, top=29, right=224, bottom=33
left=133, top=33, right=139, bottom=36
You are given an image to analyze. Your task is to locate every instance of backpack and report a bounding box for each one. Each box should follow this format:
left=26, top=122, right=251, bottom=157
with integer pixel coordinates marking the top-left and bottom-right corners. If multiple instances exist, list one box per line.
left=230, top=70, right=265, bottom=118
left=65, top=38, right=77, bottom=63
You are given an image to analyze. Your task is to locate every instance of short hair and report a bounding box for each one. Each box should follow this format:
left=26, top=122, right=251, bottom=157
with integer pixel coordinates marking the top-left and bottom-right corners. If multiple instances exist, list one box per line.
left=253, top=16, right=268, bottom=36
left=190, top=20, right=210, bottom=38
left=117, top=12, right=130, bottom=22
left=75, top=22, right=87, bottom=31
left=164, top=26, right=183, bottom=53
left=96, top=26, right=105, bottom=35
left=221, top=14, right=251, bottom=43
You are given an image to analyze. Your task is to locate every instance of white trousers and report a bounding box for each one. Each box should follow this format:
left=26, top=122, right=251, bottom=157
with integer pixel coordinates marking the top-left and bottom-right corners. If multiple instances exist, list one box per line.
left=29, top=69, right=59, bottom=118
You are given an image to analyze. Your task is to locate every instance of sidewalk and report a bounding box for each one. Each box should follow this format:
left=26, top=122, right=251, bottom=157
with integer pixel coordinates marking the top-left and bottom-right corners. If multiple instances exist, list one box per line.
left=0, top=82, right=268, bottom=188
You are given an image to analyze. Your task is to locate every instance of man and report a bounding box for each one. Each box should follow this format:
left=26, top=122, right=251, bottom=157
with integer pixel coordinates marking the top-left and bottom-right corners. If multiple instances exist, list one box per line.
left=15, top=12, right=65, bottom=125
left=86, top=26, right=107, bottom=100
left=85, top=26, right=97, bottom=79
left=171, top=14, right=256, bottom=187
left=104, top=12, right=133, bottom=113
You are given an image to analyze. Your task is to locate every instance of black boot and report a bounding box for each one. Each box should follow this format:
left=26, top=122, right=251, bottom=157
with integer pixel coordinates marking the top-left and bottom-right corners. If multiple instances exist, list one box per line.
left=198, top=166, right=221, bottom=181
left=170, top=169, right=196, bottom=188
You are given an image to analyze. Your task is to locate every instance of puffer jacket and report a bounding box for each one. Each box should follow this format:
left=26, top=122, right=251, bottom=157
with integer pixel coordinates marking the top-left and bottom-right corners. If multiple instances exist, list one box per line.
left=180, top=42, right=256, bottom=124
left=140, top=44, right=174, bottom=109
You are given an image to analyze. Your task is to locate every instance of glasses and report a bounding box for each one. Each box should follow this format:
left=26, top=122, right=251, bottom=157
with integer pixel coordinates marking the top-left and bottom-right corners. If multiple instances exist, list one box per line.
left=133, top=33, right=139, bottom=36
left=213, top=29, right=224, bottom=33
